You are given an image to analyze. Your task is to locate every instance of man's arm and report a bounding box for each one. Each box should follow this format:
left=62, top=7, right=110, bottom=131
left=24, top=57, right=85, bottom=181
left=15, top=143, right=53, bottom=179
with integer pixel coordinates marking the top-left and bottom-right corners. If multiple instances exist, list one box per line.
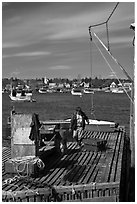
left=82, top=111, right=89, bottom=124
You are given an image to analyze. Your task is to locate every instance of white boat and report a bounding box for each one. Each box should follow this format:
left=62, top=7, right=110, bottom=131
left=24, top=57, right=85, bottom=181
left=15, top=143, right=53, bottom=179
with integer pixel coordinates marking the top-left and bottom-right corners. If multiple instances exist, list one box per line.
left=111, top=88, right=124, bottom=93
left=39, top=87, right=47, bottom=94
left=71, top=88, right=83, bottom=96
left=9, top=94, right=32, bottom=102
left=47, top=89, right=55, bottom=93
left=25, top=89, right=33, bottom=96
left=65, top=118, right=116, bottom=132
left=9, top=89, right=32, bottom=102
left=16, top=89, right=33, bottom=97
left=105, top=90, right=110, bottom=93
left=83, top=88, right=94, bottom=94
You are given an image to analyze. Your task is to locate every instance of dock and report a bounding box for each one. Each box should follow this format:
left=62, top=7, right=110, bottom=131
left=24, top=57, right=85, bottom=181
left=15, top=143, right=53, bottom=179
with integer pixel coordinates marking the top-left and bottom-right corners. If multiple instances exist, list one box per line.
left=2, top=127, right=130, bottom=202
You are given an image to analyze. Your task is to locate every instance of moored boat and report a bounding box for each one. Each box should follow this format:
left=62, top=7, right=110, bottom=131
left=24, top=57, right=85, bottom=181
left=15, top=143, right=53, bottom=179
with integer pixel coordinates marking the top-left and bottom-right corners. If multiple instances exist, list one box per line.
left=39, top=87, right=47, bottom=93
left=83, top=88, right=94, bottom=94
left=9, top=94, right=32, bottom=102
left=9, top=89, right=35, bottom=102
left=71, top=88, right=83, bottom=96
left=111, top=88, right=124, bottom=93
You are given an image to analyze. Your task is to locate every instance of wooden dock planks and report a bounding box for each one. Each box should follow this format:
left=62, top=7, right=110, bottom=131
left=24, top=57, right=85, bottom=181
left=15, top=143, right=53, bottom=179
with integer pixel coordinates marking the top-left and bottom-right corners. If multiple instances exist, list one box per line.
left=2, top=129, right=127, bottom=202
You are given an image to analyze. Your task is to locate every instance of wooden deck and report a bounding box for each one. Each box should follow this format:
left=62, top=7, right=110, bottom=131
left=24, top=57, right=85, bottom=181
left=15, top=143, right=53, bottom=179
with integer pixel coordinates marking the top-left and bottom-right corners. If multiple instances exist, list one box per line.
left=2, top=129, right=130, bottom=202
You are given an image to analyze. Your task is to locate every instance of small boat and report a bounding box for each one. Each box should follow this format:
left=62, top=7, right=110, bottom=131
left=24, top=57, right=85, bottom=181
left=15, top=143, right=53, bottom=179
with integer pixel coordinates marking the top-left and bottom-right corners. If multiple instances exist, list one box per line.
left=9, top=89, right=33, bottom=102
left=16, top=89, right=33, bottom=97
left=46, top=89, right=55, bottom=93
left=9, top=94, right=32, bottom=102
left=71, top=88, right=83, bottom=96
left=83, top=88, right=94, bottom=94
left=111, top=88, right=124, bottom=93
left=39, top=87, right=47, bottom=94
left=105, top=90, right=110, bottom=93
left=65, top=118, right=116, bottom=131
left=24, top=89, right=33, bottom=96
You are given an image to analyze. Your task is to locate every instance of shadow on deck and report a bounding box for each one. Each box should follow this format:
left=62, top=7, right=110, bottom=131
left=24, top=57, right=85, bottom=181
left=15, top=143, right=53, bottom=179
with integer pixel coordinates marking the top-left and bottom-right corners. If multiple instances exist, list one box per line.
left=2, top=128, right=132, bottom=202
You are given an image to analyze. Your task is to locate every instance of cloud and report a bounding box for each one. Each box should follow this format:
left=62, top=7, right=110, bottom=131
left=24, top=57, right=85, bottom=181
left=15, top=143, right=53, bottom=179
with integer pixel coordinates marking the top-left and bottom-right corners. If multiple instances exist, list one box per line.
left=2, top=3, right=116, bottom=47
left=2, top=3, right=134, bottom=50
left=3, top=51, right=51, bottom=59
left=2, top=42, right=21, bottom=48
left=48, top=65, right=72, bottom=70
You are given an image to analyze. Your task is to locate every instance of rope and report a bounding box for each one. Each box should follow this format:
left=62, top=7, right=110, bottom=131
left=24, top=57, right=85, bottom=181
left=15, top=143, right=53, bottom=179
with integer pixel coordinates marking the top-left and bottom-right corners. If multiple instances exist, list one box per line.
left=89, top=24, right=103, bottom=132
left=89, top=2, right=119, bottom=52
left=42, top=133, right=56, bottom=146
left=106, top=2, right=119, bottom=23
left=106, top=22, right=110, bottom=51
left=10, top=156, right=45, bottom=177
left=89, top=32, right=94, bottom=115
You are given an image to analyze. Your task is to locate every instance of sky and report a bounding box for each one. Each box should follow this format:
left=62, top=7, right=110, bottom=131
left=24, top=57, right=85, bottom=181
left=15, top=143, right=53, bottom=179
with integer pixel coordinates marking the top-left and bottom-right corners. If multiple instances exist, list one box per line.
left=2, top=2, right=135, bottom=80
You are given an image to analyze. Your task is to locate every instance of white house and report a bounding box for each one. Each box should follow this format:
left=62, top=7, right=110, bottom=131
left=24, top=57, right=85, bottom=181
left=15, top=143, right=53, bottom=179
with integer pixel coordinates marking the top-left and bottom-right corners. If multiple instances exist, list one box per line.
left=110, top=82, right=117, bottom=89
left=48, top=83, right=57, bottom=88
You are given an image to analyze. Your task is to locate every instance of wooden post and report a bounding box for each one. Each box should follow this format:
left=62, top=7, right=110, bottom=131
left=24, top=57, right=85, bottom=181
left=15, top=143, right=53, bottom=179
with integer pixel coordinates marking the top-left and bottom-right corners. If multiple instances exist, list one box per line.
left=129, top=23, right=135, bottom=168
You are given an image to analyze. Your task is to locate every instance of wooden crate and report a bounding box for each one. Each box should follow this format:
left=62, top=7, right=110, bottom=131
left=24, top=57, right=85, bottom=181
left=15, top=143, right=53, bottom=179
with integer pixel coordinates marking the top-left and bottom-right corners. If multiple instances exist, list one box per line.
left=5, top=156, right=38, bottom=176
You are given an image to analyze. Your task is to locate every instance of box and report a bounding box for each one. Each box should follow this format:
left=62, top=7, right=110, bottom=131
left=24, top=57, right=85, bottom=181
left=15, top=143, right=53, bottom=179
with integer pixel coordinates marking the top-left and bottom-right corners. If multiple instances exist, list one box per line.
left=5, top=156, right=42, bottom=176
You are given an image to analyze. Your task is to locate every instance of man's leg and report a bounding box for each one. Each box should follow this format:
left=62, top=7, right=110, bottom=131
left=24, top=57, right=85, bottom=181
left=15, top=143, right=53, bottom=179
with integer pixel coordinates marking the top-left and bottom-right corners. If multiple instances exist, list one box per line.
left=77, top=127, right=84, bottom=147
left=73, top=129, right=78, bottom=143
left=60, top=129, right=68, bottom=153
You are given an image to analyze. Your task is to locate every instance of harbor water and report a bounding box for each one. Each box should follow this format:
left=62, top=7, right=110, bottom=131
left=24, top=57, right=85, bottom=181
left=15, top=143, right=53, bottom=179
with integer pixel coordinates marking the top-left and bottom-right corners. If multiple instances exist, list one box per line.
left=2, top=91, right=130, bottom=147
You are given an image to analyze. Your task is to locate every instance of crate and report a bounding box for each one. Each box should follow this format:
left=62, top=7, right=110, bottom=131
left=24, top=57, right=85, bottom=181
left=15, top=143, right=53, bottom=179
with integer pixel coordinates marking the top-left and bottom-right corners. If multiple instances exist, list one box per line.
left=5, top=156, right=40, bottom=176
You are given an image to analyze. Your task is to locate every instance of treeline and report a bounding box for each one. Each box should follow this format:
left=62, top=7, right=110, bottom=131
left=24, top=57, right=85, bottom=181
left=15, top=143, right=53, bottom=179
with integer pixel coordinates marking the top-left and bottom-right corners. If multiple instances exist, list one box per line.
left=2, top=77, right=131, bottom=89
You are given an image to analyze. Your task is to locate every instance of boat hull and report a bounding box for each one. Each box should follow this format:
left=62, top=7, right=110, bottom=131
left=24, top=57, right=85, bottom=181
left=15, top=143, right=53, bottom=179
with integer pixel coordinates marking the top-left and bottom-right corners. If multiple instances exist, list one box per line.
left=39, top=90, right=47, bottom=94
left=71, top=89, right=83, bottom=96
left=9, top=95, right=31, bottom=102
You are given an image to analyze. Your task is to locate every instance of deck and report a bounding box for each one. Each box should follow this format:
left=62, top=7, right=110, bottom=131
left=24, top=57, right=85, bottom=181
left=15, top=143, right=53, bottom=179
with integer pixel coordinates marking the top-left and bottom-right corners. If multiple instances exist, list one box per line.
left=2, top=129, right=130, bottom=202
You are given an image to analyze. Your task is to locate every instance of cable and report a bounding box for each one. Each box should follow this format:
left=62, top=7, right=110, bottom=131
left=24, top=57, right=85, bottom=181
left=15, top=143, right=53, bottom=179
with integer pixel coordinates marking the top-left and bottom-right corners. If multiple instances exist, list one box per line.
left=106, top=2, right=119, bottom=23
left=89, top=2, right=120, bottom=52
left=89, top=32, right=94, bottom=115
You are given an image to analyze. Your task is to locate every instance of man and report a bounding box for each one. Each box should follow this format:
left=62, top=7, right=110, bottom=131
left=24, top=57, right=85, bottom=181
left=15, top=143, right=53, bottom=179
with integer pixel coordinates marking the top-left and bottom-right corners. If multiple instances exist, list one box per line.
left=70, top=107, right=89, bottom=147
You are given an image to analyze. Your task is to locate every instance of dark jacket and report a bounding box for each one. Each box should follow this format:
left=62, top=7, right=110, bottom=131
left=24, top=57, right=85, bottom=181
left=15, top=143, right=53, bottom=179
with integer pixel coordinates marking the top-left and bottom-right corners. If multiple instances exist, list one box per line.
left=70, top=110, right=89, bottom=131
left=29, top=113, right=41, bottom=142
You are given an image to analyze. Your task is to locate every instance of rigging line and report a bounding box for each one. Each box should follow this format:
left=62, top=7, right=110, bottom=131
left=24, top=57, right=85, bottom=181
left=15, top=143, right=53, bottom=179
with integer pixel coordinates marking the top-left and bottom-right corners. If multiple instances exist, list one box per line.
left=106, top=2, right=119, bottom=23
left=105, top=2, right=119, bottom=51
left=89, top=3, right=119, bottom=51
left=89, top=32, right=94, bottom=114
left=91, top=112, right=100, bottom=132
left=92, top=37, right=134, bottom=105
left=89, top=2, right=119, bottom=30
left=106, top=22, right=110, bottom=51
left=89, top=29, right=100, bottom=132
left=93, top=32, right=133, bottom=82
left=89, top=21, right=106, bottom=29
